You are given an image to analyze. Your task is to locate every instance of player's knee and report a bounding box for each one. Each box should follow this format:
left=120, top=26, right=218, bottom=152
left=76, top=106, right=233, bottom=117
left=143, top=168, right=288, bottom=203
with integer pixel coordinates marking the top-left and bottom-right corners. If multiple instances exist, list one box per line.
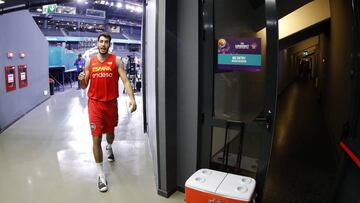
left=106, top=133, right=114, bottom=138
left=93, top=136, right=102, bottom=146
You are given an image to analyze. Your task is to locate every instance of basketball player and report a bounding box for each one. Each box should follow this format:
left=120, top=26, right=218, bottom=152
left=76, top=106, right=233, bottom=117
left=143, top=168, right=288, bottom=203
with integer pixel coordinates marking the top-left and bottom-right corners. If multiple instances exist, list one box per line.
left=78, top=33, right=137, bottom=192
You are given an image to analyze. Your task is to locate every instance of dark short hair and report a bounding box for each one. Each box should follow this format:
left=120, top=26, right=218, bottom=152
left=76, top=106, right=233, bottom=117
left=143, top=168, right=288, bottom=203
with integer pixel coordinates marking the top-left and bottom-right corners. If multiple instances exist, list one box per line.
left=78, top=53, right=82, bottom=57
left=97, top=32, right=112, bottom=42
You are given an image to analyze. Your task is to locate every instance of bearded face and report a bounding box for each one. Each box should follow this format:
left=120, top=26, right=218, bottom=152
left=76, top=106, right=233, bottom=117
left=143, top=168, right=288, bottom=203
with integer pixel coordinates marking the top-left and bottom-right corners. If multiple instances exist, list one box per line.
left=97, top=36, right=110, bottom=55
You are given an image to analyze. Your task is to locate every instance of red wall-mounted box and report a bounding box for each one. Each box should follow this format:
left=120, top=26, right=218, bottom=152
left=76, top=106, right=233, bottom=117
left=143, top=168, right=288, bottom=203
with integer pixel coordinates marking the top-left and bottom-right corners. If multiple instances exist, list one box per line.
left=18, top=65, right=28, bottom=88
left=4, top=66, right=16, bottom=92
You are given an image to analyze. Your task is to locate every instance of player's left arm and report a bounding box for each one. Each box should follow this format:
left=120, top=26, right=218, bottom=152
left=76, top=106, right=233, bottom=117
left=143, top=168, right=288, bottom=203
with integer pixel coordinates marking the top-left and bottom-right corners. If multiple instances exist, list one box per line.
left=117, top=56, right=137, bottom=112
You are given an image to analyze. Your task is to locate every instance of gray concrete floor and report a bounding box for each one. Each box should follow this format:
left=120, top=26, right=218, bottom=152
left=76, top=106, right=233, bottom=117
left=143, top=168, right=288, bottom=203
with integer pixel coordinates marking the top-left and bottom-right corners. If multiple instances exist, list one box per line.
left=263, top=79, right=338, bottom=202
left=0, top=86, right=184, bottom=203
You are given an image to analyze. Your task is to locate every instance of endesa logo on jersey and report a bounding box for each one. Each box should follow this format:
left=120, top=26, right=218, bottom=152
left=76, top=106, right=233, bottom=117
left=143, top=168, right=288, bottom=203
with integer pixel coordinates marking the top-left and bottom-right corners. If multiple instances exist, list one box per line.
left=92, top=66, right=113, bottom=78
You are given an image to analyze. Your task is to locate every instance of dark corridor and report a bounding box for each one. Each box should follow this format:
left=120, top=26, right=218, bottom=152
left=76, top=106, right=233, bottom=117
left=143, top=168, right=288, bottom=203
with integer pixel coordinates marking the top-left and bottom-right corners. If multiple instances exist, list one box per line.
left=263, top=79, right=338, bottom=202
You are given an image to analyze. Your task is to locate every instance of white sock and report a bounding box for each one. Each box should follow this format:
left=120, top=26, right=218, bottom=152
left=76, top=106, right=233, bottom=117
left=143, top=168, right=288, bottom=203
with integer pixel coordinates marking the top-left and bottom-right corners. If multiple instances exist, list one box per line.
left=106, top=144, right=112, bottom=150
left=96, top=163, right=105, bottom=179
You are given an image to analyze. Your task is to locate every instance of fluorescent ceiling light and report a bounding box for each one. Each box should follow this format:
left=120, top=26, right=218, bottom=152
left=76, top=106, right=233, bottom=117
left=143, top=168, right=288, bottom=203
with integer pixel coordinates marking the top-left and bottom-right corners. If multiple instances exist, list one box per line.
left=135, top=7, right=142, bottom=13
left=125, top=4, right=135, bottom=10
left=0, top=0, right=5, bottom=5
left=116, top=2, right=122, bottom=8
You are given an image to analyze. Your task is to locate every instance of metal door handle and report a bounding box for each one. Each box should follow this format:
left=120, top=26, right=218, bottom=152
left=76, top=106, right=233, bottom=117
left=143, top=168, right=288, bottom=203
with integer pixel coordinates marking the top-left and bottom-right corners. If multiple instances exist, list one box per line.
left=265, top=109, right=273, bottom=130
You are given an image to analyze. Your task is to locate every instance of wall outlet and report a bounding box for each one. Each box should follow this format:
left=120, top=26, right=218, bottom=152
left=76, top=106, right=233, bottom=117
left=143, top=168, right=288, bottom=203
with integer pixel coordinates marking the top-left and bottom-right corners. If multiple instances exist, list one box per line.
left=43, top=90, right=48, bottom=95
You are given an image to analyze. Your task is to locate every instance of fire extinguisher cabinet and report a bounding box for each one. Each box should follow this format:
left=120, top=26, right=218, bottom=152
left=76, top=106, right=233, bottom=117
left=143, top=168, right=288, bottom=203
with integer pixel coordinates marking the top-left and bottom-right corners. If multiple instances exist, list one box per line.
left=185, top=169, right=256, bottom=203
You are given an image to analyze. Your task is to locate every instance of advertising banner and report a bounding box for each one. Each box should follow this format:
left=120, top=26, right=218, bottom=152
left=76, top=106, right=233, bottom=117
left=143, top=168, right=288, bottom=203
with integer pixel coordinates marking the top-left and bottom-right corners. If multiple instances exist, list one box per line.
left=217, top=38, right=262, bottom=72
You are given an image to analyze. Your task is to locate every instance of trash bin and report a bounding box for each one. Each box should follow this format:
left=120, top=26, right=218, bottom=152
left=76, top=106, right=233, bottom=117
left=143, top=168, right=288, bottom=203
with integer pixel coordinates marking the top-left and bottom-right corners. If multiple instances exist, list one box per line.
left=49, top=78, right=55, bottom=95
left=185, top=169, right=256, bottom=203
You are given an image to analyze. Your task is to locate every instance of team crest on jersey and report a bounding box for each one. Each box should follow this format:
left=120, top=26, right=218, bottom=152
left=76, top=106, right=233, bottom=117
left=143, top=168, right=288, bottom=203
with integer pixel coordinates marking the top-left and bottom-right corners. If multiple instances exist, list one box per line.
left=90, top=123, right=96, bottom=131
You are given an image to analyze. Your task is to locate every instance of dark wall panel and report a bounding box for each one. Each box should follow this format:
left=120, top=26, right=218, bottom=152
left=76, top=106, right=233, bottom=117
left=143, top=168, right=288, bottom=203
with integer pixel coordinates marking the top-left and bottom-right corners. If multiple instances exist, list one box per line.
left=325, top=0, right=353, bottom=156
left=331, top=0, right=360, bottom=202
left=176, top=0, right=199, bottom=189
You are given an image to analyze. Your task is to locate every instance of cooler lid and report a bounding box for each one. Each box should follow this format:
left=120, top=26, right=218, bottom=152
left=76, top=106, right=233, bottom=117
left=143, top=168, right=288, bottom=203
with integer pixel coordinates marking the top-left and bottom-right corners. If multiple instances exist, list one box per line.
left=185, top=168, right=227, bottom=194
left=216, top=174, right=256, bottom=201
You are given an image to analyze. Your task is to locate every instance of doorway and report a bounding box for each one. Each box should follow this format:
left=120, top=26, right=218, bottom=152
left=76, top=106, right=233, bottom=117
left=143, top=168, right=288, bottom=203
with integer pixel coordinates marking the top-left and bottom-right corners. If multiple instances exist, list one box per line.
left=198, top=0, right=353, bottom=201
left=263, top=32, right=339, bottom=202
left=199, top=0, right=278, bottom=200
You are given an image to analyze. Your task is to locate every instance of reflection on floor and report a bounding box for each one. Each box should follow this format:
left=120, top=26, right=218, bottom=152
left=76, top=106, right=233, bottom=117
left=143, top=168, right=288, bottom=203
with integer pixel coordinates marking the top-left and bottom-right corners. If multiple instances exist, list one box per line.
left=263, top=80, right=338, bottom=202
left=0, top=87, right=184, bottom=203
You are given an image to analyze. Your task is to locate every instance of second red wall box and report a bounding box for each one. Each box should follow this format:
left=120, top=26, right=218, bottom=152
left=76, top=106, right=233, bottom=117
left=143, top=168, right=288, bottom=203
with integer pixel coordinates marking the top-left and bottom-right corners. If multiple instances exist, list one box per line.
left=18, top=65, right=28, bottom=88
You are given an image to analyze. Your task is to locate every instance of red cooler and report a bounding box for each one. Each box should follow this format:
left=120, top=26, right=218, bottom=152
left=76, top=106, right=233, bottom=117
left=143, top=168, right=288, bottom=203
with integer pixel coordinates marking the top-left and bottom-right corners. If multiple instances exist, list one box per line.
left=185, top=169, right=256, bottom=203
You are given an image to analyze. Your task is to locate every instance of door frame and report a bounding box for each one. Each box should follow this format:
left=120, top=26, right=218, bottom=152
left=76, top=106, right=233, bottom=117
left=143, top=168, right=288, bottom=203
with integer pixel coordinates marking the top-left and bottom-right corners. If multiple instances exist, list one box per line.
left=142, top=0, right=148, bottom=133
left=198, top=0, right=279, bottom=200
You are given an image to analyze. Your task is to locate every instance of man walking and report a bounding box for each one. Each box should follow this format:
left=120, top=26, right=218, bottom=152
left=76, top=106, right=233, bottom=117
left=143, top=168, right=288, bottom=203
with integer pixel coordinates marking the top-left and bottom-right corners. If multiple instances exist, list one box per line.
left=78, top=33, right=137, bottom=192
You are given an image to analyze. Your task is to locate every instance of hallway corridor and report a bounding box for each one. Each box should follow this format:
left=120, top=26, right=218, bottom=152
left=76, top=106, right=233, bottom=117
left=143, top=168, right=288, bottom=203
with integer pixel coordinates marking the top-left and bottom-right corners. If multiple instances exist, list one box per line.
left=263, top=79, right=338, bottom=202
left=0, top=89, right=184, bottom=203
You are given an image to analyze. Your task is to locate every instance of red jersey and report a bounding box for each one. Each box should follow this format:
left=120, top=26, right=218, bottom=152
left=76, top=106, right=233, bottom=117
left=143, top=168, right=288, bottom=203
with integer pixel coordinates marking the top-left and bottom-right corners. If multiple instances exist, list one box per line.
left=88, top=54, right=119, bottom=101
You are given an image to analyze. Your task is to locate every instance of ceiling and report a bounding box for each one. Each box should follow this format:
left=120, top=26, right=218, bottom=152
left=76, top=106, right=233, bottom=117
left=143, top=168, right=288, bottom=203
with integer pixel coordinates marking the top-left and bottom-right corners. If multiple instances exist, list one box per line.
left=0, top=0, right=313, bottom=18
left=0, top=0, right=66, bottom=11
left=277, top=0, right=313, bottom=19
left=0, top=0, right=143, bottom=15
left=247, top=0, right=314, bottom=18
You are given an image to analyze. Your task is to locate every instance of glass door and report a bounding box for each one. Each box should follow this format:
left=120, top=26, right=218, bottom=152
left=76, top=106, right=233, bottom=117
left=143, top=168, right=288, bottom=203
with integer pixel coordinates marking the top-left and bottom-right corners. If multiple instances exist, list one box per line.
left=199, top=0, right=278, bottom=200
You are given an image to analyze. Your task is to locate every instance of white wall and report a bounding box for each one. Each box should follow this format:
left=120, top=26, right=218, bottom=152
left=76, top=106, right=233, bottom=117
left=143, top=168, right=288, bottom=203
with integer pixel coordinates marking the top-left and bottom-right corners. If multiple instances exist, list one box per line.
left=0, top=10, right=49, bottom=131
left=145, top=0, right=159, bottom=187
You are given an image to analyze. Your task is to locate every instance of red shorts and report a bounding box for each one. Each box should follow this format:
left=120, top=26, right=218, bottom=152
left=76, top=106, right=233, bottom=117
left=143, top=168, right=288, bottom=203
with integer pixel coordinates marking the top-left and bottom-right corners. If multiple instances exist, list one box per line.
left=88, top=98, right=118, bottom=137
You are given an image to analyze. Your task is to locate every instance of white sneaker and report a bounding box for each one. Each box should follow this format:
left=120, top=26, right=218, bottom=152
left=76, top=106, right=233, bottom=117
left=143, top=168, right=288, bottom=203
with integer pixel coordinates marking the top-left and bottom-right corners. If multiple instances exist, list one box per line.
left=106, top=145, right=115, bottom=162
left=98, top=176, right=108, bottom=192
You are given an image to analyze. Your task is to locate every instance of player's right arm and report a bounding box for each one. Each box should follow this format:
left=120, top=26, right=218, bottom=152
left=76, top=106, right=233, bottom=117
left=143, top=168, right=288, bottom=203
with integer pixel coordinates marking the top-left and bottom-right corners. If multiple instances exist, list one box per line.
left=78, top=60, right=90, bottom=89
